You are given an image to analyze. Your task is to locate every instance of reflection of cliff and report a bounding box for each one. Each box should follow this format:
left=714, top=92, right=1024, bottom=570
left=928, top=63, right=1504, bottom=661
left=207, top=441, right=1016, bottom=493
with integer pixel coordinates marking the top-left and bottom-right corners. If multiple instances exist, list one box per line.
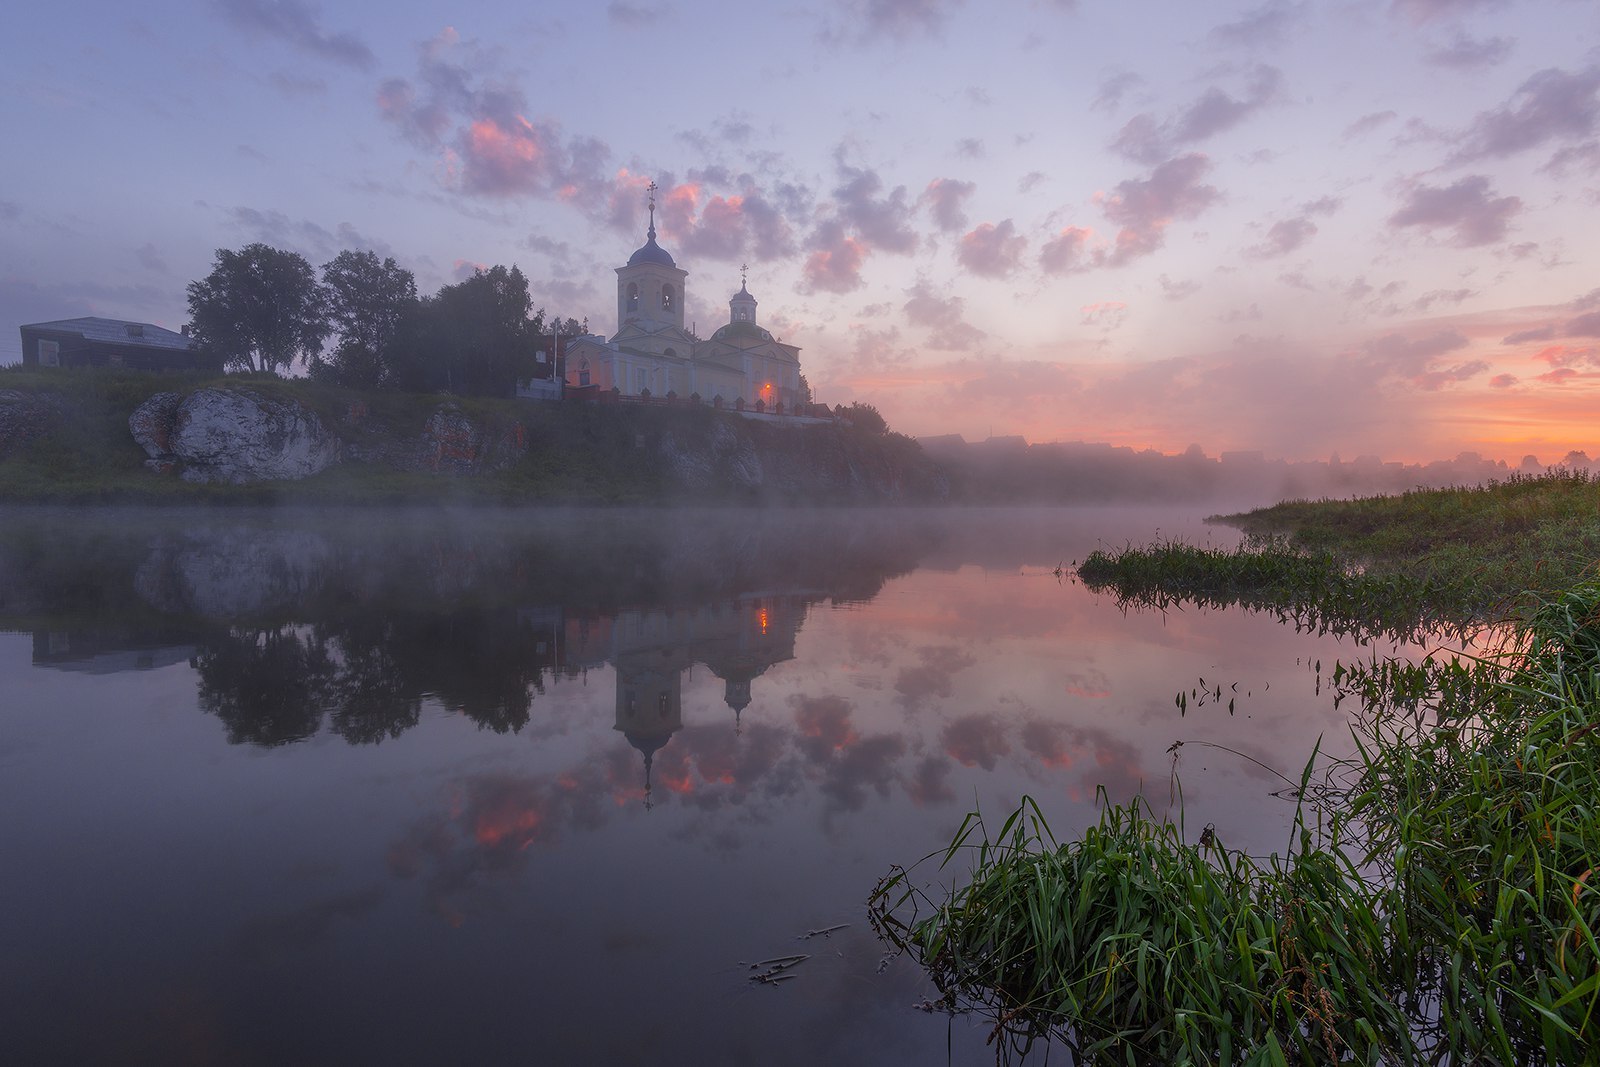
left=0, top=509, right=919, bottom=747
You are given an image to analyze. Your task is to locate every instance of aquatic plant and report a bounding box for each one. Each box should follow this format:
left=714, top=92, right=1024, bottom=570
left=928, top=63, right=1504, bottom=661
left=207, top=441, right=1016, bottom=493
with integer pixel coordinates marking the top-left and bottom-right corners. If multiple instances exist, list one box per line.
left=870, top=579, right=1600, bottom=1065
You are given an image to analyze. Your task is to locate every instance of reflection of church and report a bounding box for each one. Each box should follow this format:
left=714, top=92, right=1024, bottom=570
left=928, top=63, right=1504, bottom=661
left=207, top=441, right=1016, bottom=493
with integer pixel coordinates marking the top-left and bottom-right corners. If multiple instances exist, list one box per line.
left=566, top=594, right=805, bottom=807
left=563, top=184, right=804, bottom=411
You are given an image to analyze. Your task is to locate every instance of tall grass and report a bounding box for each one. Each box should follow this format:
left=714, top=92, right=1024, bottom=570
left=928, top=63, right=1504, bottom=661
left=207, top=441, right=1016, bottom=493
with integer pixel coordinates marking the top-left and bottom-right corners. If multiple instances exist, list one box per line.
left=870, top=579, right=1600, bottom=1065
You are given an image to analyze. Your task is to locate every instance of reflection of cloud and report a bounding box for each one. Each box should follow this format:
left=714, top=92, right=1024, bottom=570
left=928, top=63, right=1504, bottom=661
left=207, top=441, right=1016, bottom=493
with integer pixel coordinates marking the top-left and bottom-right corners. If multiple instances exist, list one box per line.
left=901, top=754, right=956, bottom=806
left=793, top=694, right=861, bottom=760
left=942, top=713, right=1011, bottom=770
left=894, top=644, right=978, bottom=706
left=1018, top=718, right=1147, bottom=803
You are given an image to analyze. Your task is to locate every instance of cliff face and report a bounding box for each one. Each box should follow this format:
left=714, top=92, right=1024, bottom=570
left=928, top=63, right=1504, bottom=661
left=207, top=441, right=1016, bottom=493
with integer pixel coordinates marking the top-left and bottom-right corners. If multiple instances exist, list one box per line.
left=1, top=379, right=947, bottom=504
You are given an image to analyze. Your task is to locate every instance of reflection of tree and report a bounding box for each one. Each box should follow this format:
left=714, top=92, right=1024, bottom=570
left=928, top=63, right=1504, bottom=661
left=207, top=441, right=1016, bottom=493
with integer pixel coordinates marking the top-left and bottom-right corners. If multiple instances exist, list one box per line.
left=195, top=626, right=335, bottom=746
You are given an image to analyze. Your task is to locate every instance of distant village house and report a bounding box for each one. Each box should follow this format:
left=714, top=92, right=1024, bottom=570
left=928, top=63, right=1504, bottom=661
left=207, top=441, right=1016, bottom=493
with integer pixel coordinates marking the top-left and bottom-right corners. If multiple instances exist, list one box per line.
left=18, top=317, right=220, bottom=373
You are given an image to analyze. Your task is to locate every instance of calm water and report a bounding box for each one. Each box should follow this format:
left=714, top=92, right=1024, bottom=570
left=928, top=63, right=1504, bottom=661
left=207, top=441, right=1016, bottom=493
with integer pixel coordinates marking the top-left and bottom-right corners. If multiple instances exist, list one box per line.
left=0, top=506, right=1393, bottom=1065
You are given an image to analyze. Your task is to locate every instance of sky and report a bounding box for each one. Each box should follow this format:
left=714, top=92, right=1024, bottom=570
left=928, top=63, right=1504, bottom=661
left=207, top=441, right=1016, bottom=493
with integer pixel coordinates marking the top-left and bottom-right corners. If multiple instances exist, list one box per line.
left=2, top=0, right=1598, bottom=463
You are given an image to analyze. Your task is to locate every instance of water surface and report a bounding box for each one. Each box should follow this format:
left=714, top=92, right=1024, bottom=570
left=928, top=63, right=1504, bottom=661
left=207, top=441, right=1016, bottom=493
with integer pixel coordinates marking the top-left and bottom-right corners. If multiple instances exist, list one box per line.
left=0, top=506, right=1389, bottom=1064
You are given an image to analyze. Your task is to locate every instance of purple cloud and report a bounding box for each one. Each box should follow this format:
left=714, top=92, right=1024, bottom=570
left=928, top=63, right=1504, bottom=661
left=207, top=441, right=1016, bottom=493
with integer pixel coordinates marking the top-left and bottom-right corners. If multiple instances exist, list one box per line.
left=1093, top=71, right=1144, bottom=112
left=1567, top=311, right=1600, bottom=337
left=1343, top=111, right=1397, bottom=139
left=1209, top=1, right=1306, bottom=49
left=1389, top=175, right=1521, bottom=246
left=607, top=2, right=667, bottom=26
left=1038, top=226, right=1095, bottom=275
left=831, top=163, right=919, bottom=254
left=1247, top=216, right=1317, bottom=259
left=216, top=0, right=374, bottom=69
left=903, top=281, right=984, bottom=349
left=957, top=220, right=1026, bottom=278
left=1450, top=65, right=1600, bottom=164
left=1503, top=325, right=1556, bottom=344
left=922, top=178, right=976, bottom=232
left=1390, top=0, right=1505, bottom=23
left=1426, top=33, right=1512, bottom=70
left=1112, top=66, right=1283, bottom=164
left=1101, top=153, right=1221, bottom=264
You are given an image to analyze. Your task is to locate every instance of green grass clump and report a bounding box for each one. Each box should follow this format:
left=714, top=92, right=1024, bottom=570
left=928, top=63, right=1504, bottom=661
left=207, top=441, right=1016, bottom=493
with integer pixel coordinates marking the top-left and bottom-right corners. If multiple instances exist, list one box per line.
left=1077, top=538, right=1454, bottom=644
left=872, top=579, right=1600, bottom=1065
left=1216, top=471, right=1600, bottom=609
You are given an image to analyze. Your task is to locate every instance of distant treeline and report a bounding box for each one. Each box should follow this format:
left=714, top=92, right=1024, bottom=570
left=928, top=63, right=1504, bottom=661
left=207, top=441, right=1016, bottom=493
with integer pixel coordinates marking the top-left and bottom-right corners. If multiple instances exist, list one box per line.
left=921, top=435, right=1581, bottom=506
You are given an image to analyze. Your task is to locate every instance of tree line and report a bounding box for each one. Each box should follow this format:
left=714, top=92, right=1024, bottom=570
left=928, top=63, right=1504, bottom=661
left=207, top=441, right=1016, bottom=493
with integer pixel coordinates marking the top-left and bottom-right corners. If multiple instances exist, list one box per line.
left=185, top=243, right=582, bottom=395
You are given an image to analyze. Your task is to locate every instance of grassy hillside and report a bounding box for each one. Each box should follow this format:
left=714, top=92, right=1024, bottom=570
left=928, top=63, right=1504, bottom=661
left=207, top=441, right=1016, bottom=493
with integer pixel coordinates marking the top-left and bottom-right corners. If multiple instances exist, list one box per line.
left=0, top=368, right=944, bottom=505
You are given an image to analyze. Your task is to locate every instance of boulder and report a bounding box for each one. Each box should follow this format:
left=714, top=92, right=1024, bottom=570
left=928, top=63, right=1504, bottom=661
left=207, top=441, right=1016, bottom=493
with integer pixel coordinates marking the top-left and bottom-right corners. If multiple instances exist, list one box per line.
left=130, top=388, right=342, bottom=484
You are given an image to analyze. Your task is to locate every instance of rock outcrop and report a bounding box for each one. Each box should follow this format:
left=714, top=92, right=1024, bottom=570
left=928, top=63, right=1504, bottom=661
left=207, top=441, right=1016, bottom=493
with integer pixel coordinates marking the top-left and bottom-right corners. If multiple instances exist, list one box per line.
left=131, top=388, right=342, bottom=484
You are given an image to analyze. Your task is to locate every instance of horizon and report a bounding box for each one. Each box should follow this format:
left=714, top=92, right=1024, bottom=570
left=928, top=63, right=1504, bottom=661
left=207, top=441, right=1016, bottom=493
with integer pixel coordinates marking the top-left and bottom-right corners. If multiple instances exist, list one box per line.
left=3, top=0, right=1597, bottom=466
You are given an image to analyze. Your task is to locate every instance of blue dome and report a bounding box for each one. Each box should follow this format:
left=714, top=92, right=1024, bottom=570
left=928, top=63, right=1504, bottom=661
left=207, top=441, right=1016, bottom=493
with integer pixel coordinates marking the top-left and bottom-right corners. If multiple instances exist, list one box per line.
left=628, top=234, right=676, bottom=267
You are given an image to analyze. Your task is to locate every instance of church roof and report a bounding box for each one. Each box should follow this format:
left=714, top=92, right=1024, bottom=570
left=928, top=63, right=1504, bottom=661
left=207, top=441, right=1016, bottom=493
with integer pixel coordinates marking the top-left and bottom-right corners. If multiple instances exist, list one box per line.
left=627, top=233, right=677, bottom=268
left=710, top=320, right=775, bottom=343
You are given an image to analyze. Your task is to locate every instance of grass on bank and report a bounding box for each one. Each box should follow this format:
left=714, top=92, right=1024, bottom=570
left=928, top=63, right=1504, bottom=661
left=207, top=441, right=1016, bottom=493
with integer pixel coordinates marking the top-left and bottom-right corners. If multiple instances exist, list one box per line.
left=871, top=474, right=1600, bottom=1064
left=871, top=586, right=1600, bottom=1063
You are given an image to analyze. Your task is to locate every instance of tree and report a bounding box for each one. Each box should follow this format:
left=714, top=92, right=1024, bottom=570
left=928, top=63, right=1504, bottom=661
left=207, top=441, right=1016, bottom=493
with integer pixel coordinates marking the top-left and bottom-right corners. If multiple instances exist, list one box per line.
left=186, top=243, right=329, bottom=374
left=313, top=250, right=418, bottom=389
left=393, top=265, right=542, bottom=395
left=837, top=401, right=888, bottom=434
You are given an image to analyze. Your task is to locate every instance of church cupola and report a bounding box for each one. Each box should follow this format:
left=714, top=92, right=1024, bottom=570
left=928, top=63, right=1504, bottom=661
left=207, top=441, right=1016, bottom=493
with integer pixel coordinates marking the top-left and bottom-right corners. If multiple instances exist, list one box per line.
left=729, top=264, right=758, bottom=325
left=615, top=180, right=689, bottom=334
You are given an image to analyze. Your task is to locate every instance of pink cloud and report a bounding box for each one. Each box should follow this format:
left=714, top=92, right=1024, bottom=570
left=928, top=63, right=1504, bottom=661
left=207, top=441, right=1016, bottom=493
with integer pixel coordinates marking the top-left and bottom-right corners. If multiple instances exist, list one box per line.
left=1101, top=153, right=1221, bottom=265
left=803, top=222, right=868, bottom=293
left=957, top=219, right=1026, bottom=278
left=1039, top=226, right=1096, bottom=275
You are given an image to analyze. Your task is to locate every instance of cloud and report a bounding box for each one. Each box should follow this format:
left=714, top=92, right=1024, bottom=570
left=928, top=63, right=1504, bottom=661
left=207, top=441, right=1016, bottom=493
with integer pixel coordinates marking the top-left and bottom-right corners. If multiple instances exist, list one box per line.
left=1093, top=71, right=1144, bottom=112
left=903, top=281, right=985, bottom=349
left=378, top=29, right=612, bottom=201
left=956, top=137, right=985, bottom=159
left=1360, top=329, right=1486, bottom=389
left=1426, top=33, right=1512, bottom=70
left=1247, top=216, right=1317, bottom=259
left=216, top=0, right=374, bottom=69
left=1490, top=373, right=1518, bottom=388
left=831, top=0, right=964, bottom=38
left=1159, top=274, right=1201, bottom=300
left=1449, top=65, right=1600, bottom=164
left=1567, top=311, right=1600, bottom=337
left=1390, top=0, right=1505, bottom=22
left=1017, top=171, right=1047, bottom=193
left=803, top=220, right=868, bottom=293
left=1100, top=153, right=1221, bottom=265
left=607, top=2, right=667, bottom=26
left=956, top=219, right=1026, bottom=278
left=227, top=206, right=390, bottom=260
left=668, top=189, right=800, bottom=262
left=831, top=162, right=918, bottom=254
left=922, top=177, right=976, bottom=232
left=1111, top=66, right=1283, bottom=164
left=1209, top=1, right=1306, bottom=49
left=135, top=243, right=169, bottom=273
left=1388, top=175, right=1521, bottom=246
left=942, top=713, right=1010, bottom=770
left=1039, top=226, right=1095, bottom=275
left=1503, top=325, right=1556, bottom=344
left=1343, top=111, right=1397, bottom=139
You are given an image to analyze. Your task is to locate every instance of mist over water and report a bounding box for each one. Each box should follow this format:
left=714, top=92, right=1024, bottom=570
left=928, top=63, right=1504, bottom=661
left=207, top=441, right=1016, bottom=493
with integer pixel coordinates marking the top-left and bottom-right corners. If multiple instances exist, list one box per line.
left=0, top=505, right=1422, bottom=1064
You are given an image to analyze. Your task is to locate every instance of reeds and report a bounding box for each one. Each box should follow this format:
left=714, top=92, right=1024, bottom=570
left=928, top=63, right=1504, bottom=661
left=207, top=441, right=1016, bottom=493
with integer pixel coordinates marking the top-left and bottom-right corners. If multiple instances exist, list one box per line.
left=870, top=580, right=1600, bottom=1065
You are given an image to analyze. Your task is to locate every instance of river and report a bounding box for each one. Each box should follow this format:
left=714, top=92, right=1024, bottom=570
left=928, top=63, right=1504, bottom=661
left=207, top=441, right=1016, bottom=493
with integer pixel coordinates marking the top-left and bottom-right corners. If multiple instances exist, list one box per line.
left=0, top=505, right=1400, bottom=1064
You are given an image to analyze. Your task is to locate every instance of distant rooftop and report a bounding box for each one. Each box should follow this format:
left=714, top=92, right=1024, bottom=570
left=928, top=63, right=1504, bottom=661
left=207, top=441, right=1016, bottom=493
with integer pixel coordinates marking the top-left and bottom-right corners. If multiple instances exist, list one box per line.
left=22, top=316, right=191, bottom=350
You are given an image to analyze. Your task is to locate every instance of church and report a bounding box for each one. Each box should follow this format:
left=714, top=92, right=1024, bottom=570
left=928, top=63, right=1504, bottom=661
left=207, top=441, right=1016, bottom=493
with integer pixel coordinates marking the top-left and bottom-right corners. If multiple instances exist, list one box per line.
left=563, top=185, right=804, bottom=411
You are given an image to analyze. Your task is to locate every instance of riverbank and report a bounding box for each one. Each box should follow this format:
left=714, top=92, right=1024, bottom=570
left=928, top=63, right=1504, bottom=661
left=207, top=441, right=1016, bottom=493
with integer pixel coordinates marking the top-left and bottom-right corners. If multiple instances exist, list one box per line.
left=0, top=369, right=947, bottom=505
left=874, top=476, right=1600, bottom=1064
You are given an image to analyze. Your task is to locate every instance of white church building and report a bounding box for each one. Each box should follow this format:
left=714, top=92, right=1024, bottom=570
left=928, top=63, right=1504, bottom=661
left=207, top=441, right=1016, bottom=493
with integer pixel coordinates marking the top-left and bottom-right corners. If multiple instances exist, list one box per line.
left=563, top=189, right=804, bottom=411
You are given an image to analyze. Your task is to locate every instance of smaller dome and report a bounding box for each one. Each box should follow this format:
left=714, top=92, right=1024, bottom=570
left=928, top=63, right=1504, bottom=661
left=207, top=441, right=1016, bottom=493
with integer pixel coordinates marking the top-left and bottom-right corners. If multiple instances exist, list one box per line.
left=712, top=321, right=774, bottom=343
left=732, top=280, right=757, bottom=303
left=628, top=235, right=676, bottom=267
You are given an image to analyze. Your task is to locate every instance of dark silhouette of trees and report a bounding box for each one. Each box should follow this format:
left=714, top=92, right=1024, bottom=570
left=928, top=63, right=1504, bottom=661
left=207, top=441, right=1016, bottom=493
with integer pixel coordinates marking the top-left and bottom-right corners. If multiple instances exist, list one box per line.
left=313, top=250, right=418, bottom=389
left=394, top=265, right=543, bottom=395
left=186, top=243, right=329, bottom=374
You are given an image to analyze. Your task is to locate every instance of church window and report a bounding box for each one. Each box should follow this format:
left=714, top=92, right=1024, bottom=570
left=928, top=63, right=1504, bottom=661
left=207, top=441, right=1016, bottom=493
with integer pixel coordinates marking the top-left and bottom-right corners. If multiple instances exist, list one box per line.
left=658, top=692, right=670, bottom=717
left=627, top=283, right=639, bottom=312
left=661, top=284, right=675, bottom=312
left=579, top=358, right=591, bottom=387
